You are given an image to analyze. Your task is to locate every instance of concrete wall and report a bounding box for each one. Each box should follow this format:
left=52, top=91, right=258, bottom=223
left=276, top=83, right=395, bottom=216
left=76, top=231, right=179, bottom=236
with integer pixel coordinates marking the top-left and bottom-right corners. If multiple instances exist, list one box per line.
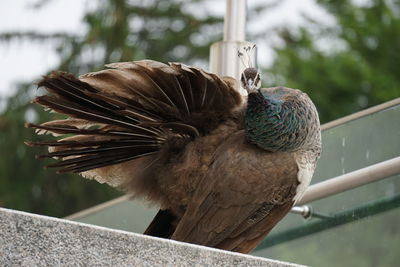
left=0, top=208, right=304, bottom=267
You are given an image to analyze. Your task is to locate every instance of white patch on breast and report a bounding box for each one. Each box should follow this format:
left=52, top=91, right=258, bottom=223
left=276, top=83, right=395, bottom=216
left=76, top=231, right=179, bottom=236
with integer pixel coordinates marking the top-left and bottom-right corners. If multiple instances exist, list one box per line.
left=293, top=159, right=315, bottom=204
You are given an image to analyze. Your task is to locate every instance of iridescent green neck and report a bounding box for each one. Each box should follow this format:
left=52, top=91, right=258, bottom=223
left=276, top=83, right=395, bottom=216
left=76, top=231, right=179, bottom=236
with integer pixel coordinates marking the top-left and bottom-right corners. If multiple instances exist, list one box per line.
left=245, top=90, right=308, bottom=152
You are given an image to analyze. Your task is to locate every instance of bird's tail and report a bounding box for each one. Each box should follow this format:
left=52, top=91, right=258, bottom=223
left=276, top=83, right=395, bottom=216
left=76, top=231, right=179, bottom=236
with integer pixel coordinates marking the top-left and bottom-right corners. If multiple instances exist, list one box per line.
left=26, top=61, right=242, bottom=191
left=25, top=72, right=176, bottom=189
left=26, top=72, right=168, bottom=172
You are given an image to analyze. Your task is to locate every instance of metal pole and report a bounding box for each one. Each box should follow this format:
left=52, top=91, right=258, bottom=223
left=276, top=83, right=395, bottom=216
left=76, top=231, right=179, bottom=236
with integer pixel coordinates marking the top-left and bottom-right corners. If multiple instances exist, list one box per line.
left=209, top=0, right=257, bottom=95
left=257, top=193, right=400, bottom=250
left=223, top=0, right=246, bottom=41
left=297, top=156, right=400, bottom=206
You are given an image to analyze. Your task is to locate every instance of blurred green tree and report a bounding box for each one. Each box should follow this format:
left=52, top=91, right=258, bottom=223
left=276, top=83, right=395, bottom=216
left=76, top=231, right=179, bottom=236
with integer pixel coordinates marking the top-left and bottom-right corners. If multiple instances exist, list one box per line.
left=264, top=0, right=400, bottom=122
left=0, top=0, right=226, bottom=217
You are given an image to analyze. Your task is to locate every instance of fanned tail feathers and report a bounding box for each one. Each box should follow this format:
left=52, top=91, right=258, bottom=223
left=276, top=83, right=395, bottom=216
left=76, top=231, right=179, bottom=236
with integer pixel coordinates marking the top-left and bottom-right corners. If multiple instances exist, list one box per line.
left=27, top=60, right=242, bottom=188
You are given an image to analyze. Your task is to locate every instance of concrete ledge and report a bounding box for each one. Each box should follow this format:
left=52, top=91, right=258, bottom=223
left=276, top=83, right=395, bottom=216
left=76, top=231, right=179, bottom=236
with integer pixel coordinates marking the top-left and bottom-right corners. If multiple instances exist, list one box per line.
left=0, top=208, right=304, bottom=267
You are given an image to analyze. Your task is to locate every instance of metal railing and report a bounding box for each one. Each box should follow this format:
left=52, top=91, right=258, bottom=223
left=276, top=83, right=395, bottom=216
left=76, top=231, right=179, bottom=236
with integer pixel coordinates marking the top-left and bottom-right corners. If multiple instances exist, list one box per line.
left=257, top=193, right=400, bottom=250
left=294, top=156, right=400, bottom=208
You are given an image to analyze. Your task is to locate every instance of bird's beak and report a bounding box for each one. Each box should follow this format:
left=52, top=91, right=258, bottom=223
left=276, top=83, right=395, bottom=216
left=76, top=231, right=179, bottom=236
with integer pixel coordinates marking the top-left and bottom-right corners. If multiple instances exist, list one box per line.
left=245, top=79, right=259, bottom=94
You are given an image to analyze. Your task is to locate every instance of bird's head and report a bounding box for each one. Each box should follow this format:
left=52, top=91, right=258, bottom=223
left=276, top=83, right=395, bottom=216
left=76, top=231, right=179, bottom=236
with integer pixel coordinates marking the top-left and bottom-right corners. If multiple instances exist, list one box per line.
left=245, top=86, right=321, bottom=153
left=238, top=45, right=260, bottom=93
left=240, top=67, right=261, bottom=93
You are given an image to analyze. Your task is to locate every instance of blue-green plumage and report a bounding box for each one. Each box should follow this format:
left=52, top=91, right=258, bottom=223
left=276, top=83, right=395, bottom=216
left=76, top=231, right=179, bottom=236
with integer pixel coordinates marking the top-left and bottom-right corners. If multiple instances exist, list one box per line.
left=245, top=87, right=311, bottom=152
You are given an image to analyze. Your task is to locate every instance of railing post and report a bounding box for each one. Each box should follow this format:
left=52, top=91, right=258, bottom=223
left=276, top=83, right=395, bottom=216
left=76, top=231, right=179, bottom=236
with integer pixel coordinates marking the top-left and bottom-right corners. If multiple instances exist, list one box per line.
left=209, top=0, right=257, bottom=95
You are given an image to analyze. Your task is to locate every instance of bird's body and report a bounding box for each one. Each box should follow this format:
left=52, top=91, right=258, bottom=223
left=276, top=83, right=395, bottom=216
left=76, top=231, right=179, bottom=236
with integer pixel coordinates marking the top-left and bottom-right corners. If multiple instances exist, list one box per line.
left=27, top=60, right=321, bottom=253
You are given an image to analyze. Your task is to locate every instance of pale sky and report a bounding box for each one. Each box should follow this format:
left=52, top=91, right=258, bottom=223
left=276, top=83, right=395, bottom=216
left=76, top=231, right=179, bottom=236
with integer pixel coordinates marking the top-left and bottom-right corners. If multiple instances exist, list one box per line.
left=0, top=0, right=334, bottom=98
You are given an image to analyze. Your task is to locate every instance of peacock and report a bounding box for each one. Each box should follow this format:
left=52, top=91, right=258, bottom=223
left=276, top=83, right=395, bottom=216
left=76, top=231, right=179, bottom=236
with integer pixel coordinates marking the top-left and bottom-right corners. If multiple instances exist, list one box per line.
left=26, top=55, right=321, bottom=253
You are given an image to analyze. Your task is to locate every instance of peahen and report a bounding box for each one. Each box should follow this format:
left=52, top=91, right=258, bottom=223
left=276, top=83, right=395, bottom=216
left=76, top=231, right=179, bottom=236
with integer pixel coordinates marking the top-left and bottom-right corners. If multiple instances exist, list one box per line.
left=26, top=57, right=321, bottom=253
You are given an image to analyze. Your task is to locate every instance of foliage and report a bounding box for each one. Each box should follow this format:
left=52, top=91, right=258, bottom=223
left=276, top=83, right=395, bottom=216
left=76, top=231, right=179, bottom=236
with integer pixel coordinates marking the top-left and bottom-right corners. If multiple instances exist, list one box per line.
left=264, top=0, right=400, bottom=122
left=0, top=84, right=120, bottom=216
left=57, top=0, right=223, bottom=74
left=0, top=0, right=225, bottom=217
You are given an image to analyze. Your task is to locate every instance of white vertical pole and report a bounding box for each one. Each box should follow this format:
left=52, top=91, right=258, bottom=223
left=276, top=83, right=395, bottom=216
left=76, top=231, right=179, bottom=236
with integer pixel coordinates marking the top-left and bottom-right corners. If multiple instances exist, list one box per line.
left=209, top=0, right=257, bottom=95
left=224, top=0, right=246, bottom=42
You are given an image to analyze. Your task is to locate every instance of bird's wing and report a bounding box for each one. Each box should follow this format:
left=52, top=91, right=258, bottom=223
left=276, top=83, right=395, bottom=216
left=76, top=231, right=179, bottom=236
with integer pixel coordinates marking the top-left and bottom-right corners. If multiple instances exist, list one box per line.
left=26, top=60, right=242, bottom=188
left=171, top=131, right=299, bottom=253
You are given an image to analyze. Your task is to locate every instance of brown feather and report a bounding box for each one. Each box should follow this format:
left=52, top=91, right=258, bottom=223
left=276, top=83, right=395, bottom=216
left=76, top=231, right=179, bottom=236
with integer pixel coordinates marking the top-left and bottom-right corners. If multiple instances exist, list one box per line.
left=143, top=209, right=178, bottom=239
left=167, top=131, right=298, bottom=251
left=28, top=60, right=242, bottom=200
left=27, top=60, right=319, bottom=255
